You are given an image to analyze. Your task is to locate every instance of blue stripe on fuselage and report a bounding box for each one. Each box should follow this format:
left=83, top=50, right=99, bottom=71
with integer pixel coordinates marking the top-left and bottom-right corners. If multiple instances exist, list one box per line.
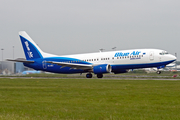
left=111, top=60, right=175, bottom=71
left=23, top=57, right=92, bottom=74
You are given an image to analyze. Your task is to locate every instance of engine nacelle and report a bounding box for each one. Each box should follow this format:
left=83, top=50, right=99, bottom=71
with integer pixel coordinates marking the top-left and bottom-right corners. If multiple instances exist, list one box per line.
left=93, top=64, right=111, bottom=74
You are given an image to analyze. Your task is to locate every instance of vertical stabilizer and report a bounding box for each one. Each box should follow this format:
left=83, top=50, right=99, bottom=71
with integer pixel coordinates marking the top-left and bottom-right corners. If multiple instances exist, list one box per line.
left=19, top=31, right=44, bottom=60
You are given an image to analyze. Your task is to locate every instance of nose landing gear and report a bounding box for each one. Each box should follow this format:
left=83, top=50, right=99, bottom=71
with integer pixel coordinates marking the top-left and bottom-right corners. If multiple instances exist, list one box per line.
left=157, top=71, right=161, bottom=74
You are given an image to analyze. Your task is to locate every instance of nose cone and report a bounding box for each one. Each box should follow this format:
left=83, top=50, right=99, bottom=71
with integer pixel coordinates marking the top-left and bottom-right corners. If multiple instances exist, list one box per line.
left=170, top=54, right=177, bottom=61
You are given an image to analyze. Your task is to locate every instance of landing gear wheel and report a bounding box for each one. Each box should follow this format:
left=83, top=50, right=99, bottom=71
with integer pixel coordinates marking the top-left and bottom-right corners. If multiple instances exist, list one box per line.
left=86, top=73, right=92, bottom=78
left=97, top=74, right=103, bottom=78
left=157, top=71, right=161, bottom=74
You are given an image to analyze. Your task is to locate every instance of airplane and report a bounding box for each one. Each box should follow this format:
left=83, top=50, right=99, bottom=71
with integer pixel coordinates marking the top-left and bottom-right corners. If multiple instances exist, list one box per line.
left=7, top=31, right=176, bottom=78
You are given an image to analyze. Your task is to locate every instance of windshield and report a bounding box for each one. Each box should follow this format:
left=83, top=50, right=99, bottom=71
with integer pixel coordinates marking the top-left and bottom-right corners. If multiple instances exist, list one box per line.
left=159, top=51, right=168, bottom=55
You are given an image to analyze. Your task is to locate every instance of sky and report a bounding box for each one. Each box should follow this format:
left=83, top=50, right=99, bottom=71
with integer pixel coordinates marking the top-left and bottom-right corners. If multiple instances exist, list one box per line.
left=0, top=0, right=180, bottom=60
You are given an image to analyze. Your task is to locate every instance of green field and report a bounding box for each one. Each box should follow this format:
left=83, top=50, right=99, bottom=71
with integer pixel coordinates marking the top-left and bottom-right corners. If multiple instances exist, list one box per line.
left=0, top=78, right=180, bottom=120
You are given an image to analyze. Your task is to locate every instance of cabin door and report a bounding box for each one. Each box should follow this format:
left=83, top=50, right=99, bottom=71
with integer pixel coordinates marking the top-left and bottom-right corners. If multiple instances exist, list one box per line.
left=149, top=51, right=154, bottom=61
left=42, top=60, right=47, bottom=69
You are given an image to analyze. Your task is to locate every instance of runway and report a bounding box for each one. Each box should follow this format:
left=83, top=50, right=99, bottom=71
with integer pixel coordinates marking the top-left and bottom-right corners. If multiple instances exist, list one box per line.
left=0, top=76, right=180, bottom=80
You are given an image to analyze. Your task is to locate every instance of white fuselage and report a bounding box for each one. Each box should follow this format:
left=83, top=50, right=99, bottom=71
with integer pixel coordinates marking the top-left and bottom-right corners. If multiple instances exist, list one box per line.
left=60, top=49, right=175, bottom=67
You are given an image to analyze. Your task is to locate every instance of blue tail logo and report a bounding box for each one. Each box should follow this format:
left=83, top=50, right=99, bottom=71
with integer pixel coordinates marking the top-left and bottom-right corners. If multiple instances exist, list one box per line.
left=20, top=36, right=43, bottom=60
left=24, top=41, right=33, bottom=58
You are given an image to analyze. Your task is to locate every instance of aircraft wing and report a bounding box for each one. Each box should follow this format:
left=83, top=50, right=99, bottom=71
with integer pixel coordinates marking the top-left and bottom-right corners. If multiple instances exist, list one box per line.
left=7, top=58, right=34, bottom=63
left=46, top=61, right=92, bottom=70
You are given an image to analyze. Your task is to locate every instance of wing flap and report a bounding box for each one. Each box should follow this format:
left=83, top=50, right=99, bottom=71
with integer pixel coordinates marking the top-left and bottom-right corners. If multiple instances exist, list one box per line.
left=46, top=61, right=92, bottom=70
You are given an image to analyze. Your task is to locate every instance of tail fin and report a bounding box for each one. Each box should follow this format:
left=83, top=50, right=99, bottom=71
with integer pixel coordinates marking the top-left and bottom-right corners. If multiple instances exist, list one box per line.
left=19, top=31, right=44, bottom=60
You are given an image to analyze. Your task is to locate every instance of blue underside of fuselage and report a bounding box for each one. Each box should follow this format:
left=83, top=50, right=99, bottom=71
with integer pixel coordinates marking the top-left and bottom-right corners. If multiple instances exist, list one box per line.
left=24, top=59, right=175, bottom=74
left=112, top=60, right=175, bottom=71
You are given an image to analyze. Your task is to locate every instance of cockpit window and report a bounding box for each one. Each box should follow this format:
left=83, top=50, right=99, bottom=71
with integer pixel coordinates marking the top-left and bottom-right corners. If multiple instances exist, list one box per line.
left=159, top=51, right=168, bottom=55
left=164, top=51, right=168, bottom=54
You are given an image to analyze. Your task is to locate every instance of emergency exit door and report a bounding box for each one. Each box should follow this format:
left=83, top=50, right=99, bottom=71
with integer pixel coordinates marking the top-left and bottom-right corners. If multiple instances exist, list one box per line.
left=149, top=51, right=154, bottom=61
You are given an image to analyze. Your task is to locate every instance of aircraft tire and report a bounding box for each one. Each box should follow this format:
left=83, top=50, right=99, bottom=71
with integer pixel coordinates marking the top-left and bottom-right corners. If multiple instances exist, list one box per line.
left=157, top=71, right=161, bottom=74
left=86, top=73, right=92, bottom=78
left=97, top=74, right=103, bottom=78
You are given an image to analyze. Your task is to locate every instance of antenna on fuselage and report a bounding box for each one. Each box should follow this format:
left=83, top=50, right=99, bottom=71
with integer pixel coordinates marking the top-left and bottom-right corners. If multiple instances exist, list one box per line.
left=175, top=53, right=177, bottom=70
left=99, top=48, right=105, bottom=52
left=112, top=47, right=116, bottom=51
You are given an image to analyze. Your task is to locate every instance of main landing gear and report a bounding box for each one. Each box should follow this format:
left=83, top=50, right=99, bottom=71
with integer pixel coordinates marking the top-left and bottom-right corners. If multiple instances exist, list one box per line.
left=97, top=74, right=103, bottom=78
left=86, top=73, right=103, bottom=78
left=86, top=73, right=92, bottom=78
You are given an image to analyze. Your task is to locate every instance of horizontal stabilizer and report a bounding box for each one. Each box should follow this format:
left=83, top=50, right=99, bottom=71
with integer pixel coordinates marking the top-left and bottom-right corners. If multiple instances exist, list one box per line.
left=7, top=58, right=34, bottom=63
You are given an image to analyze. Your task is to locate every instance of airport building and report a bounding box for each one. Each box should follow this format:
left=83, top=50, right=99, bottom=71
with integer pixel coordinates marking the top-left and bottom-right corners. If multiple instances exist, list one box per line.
left=0, top=61, right=30, bottom=75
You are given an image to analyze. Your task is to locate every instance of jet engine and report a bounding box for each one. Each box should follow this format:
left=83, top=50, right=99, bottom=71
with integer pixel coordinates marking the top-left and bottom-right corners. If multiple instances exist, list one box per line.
left=93, top=64, right=111, bottom=74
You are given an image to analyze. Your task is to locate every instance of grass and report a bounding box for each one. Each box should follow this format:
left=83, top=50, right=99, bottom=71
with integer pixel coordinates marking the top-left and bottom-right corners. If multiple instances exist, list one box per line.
left=0, top=78, right=180, bottom=119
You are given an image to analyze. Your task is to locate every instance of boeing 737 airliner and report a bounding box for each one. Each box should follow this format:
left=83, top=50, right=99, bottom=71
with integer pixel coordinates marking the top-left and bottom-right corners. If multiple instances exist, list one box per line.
left=7, top=31, right=176, bottom=78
